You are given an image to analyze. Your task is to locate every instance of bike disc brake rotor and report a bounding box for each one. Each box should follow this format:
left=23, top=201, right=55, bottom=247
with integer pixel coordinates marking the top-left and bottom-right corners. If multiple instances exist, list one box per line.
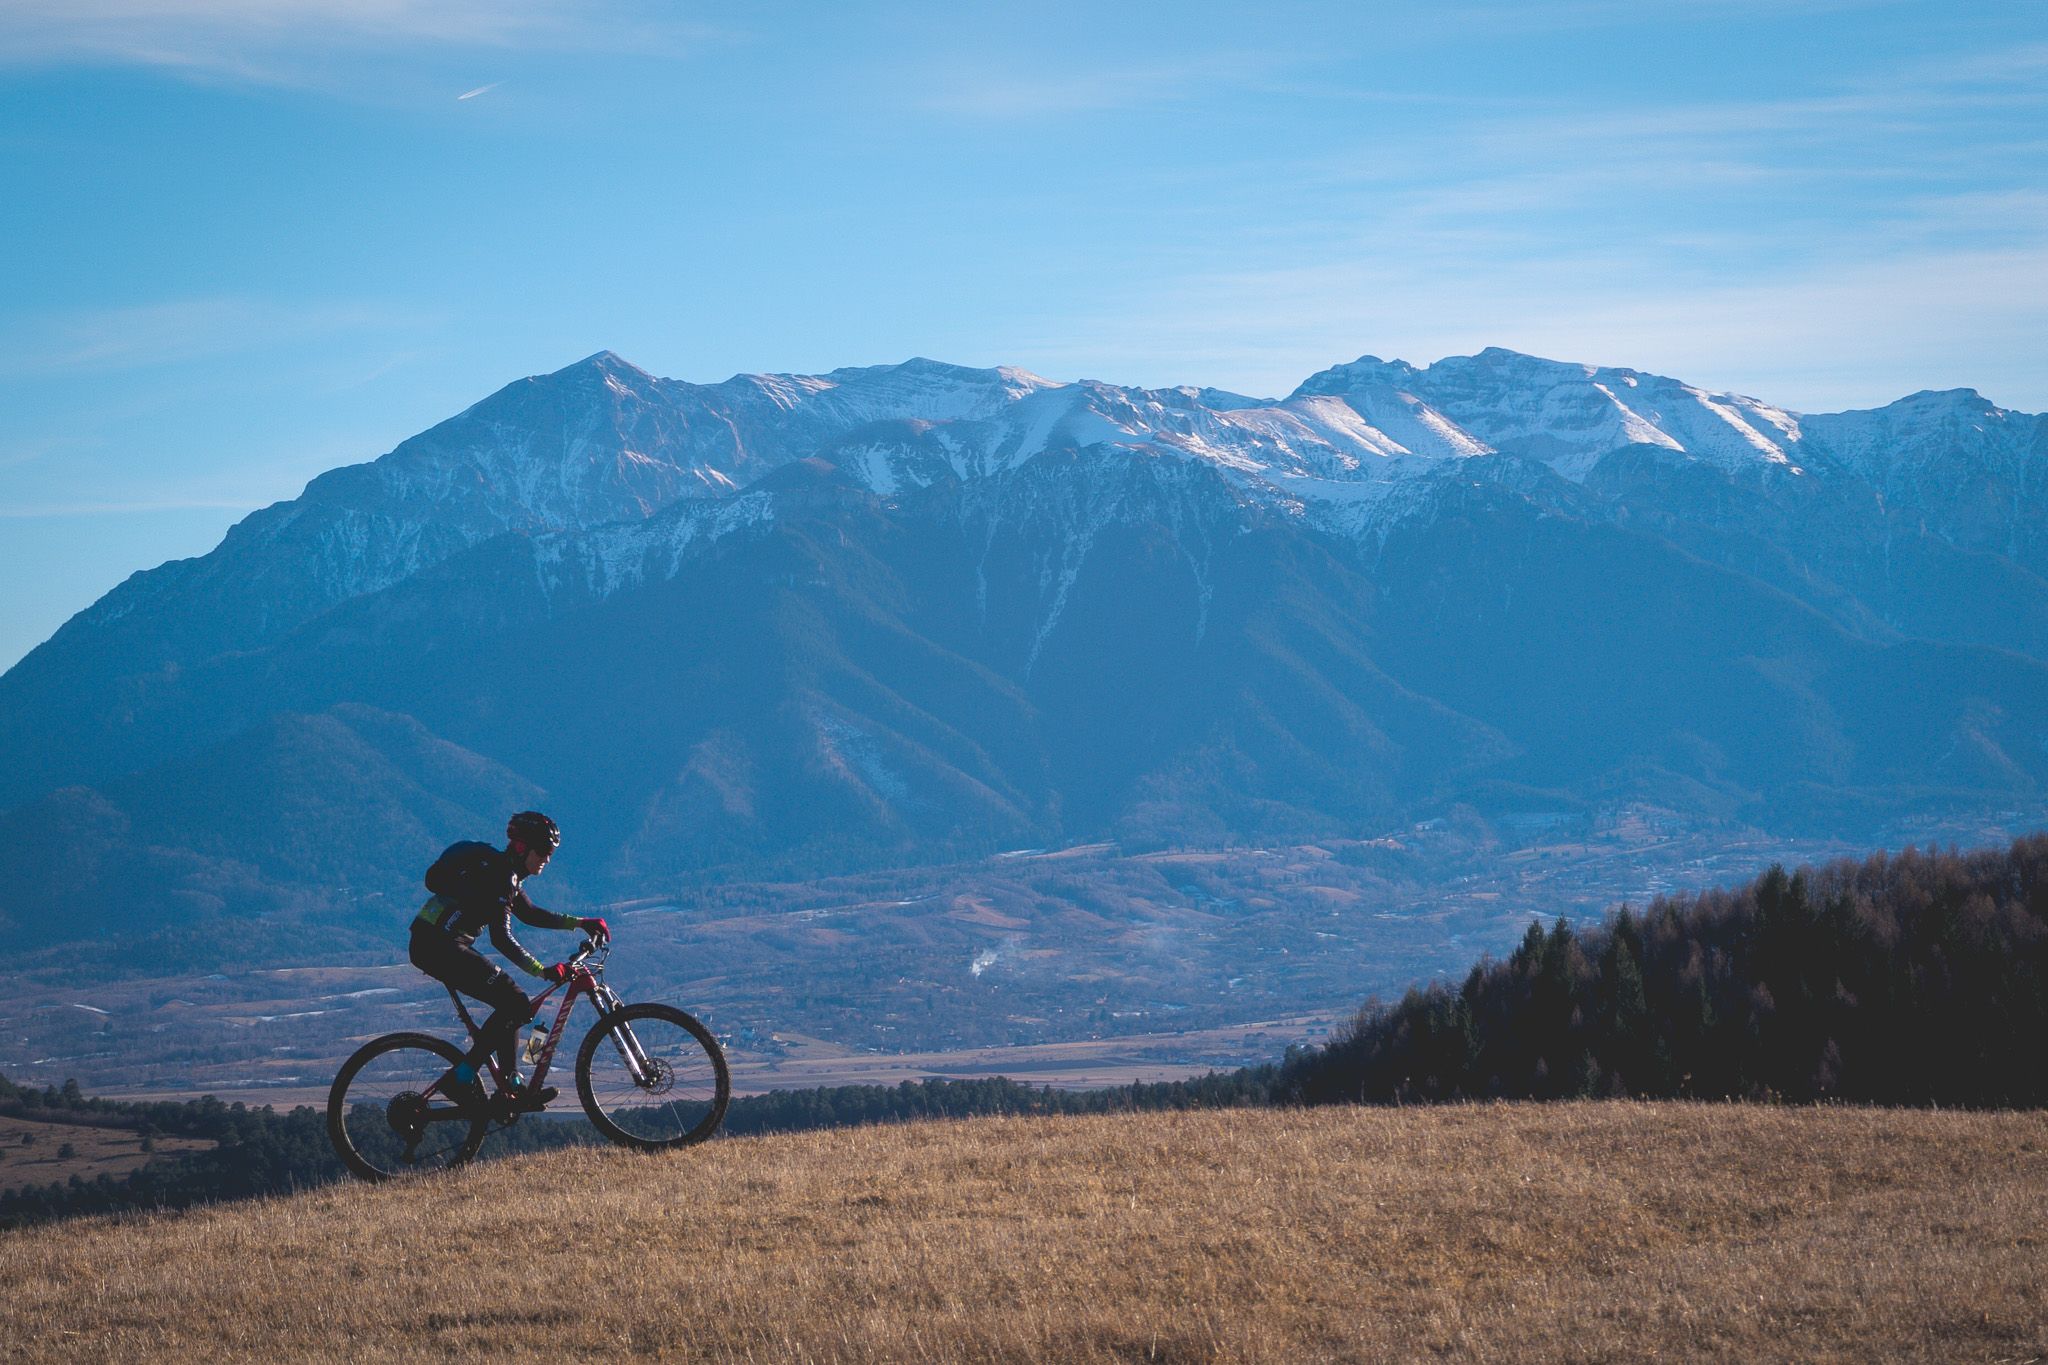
left=637, top=1056, right=675, bottom=1095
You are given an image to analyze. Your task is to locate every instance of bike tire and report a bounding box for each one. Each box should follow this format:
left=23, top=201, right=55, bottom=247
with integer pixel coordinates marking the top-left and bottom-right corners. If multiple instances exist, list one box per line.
left=327, top=1031, right=489, bottom=1182
left=575, top=1003, right=730, bottom=1150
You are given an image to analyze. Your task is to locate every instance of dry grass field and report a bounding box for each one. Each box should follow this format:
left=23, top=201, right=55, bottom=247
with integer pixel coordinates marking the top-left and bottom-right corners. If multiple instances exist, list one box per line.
left=0, top=1115, right=210, bottom=1196
left=1, top=1102, right=2043, bottom=1364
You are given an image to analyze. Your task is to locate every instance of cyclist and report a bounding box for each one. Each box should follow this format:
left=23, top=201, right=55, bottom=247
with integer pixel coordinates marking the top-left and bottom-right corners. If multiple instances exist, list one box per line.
left=409, top=811, right=609, bottom=1112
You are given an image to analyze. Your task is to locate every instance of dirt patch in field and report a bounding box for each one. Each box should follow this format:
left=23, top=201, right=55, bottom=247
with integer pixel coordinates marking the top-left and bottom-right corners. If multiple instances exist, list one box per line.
left=0, top=1117, right=211, bottom=1196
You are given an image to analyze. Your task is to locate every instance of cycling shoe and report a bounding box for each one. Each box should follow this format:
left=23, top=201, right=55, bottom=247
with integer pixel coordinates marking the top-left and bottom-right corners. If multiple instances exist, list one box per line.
left=505, top=1083, right=558, bottom=1113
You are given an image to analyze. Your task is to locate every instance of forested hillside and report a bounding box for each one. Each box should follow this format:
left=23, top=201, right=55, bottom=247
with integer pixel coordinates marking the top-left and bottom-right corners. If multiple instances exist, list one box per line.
left=1283, top=835, right=2048, bottom=1106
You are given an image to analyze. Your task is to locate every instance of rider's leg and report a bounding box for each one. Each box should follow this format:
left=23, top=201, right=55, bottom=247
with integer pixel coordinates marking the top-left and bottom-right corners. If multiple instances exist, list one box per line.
left=409, top=928, right=533, bottom=1082
left=472, top=973, right=534, bottom=1083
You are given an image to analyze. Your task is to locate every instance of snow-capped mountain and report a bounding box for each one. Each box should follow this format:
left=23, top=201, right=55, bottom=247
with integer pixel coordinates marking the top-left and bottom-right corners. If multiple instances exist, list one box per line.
left=36, top=344, right=2046, bottom=684
left=1298, top=347, right=1809, bottom=483
left=43, top=354, right=1067, bottom=669
left=1798, top=389, right=2048, bottom=566
left=3, top=344, right=2046, bottom=938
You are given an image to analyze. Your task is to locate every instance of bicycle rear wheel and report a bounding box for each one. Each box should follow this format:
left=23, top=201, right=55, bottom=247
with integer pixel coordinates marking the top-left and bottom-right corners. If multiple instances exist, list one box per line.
left=575, top=1003, right=729, bottom=1149
left=327, top=1032, right=488, bottom=1182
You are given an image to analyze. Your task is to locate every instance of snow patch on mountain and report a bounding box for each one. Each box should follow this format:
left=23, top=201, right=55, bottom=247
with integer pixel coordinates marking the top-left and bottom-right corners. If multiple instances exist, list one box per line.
left=529, top=490, right=776, bottom=608
left=1799, top=389, right=2042, bottom=486
left=736, top=357, right=1066, bottom=429
left=1296, top=347, right=1804, bottom=483
left=804, top=369, right=1499, bottom=547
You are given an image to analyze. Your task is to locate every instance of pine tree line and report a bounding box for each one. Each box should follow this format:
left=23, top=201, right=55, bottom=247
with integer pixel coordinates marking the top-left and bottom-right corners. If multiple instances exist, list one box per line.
left=0, top=1084, right=349, bottom=1228
left=1278, top=835, right=2048, bottom=1107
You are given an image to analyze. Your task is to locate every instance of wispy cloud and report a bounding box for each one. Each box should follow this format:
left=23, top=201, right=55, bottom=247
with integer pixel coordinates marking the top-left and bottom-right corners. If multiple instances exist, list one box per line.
left=0, top=297, right=432, bottom=377
left=0, top=498, right=256, bottom=517
left=456, top=80, right=500, bottom=99
left=986, top=30, right=2048, bottom=402
left=0, top=0, right=708, bottom=82
left=1090, top=29, right=2048, bottom=298
left=900, top=0, right=1947, bottom=122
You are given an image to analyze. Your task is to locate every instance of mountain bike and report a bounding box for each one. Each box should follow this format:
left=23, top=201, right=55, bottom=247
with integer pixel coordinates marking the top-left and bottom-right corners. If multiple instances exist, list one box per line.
left=326, top=936, right=729, bottom=1181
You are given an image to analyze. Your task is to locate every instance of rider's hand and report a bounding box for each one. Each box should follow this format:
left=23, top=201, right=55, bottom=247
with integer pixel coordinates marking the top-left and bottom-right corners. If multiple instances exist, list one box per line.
left=578, top=917, right=610, bottom=945
left=540, top=962, right=572, bottom=985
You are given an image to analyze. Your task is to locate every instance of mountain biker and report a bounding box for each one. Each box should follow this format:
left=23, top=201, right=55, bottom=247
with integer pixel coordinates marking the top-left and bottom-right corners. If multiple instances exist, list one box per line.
left=410, top=811, right=609, bottom=1112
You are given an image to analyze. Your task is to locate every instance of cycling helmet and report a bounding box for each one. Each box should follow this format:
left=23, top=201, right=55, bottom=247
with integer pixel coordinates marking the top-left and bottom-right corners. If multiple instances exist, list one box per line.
left=506, top=811, right=561, bottom=857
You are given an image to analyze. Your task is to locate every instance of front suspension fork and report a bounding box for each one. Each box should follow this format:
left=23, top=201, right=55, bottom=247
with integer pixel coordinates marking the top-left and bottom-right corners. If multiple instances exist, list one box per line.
left=593, top=984, right=657, bottom=1084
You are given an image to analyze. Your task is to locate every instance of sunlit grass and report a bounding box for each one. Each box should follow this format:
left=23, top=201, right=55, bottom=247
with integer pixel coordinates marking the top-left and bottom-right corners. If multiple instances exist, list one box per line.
left=2, top=1102, right=2043, bottom=1362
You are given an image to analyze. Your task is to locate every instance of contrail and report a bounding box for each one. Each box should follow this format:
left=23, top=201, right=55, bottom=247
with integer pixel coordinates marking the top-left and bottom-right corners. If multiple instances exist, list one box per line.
left=457, top=83, right=501, bottom=100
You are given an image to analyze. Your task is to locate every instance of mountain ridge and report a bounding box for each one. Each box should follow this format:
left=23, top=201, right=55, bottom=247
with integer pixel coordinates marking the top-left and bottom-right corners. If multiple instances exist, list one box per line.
left=20, top=346, right=2043, bottom=690
left=4, top=345, right=2047, bottom=956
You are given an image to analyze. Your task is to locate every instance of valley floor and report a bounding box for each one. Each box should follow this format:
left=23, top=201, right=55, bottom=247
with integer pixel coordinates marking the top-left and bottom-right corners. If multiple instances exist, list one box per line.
left=13, top=815, right=1973, bottom=1107
left=1, top=1101, right=2042, bottom=1363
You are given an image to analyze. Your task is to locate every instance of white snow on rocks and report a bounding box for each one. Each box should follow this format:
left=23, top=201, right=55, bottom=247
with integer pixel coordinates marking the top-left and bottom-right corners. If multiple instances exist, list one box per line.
left=1798, top=389, right=2037, bottom=488
left=378, top=349, right=2044, bottom=615
left=1294, top=347, right=1804, bottom=483
left=57, top=345, right=2042, bottom=662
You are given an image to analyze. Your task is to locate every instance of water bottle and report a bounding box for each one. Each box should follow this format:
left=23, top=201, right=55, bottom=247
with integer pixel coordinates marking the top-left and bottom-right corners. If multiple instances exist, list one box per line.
left=524, top=1016, right=549, bottom=1064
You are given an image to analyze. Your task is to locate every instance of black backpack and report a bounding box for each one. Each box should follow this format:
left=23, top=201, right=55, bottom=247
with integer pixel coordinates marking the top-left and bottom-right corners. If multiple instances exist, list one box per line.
left=424, top=840, right=500, bottom=901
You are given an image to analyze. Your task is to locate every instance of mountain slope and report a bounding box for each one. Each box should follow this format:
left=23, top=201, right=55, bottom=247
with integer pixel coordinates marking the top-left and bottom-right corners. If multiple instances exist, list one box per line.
left=4, top=345, right=2048, bottom=948
left=0, top=355, right=1057, bottom=805
left=0, top=704, right=542, bottom=953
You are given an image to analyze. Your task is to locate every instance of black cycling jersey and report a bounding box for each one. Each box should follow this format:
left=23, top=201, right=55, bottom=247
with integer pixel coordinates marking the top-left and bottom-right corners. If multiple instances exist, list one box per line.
left=411, top=840, right=578, bottom=979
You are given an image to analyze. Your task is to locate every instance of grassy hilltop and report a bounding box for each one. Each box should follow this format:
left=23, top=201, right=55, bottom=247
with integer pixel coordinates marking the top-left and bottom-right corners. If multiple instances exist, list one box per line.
left=3, top=1102, right=2044, bottom=1364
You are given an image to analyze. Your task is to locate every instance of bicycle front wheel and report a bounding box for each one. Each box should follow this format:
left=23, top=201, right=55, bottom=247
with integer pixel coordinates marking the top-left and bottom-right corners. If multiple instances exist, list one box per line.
left=327, top=1032, right=488, bottom=1182
left=575, top=1003, right=729, bottom=1149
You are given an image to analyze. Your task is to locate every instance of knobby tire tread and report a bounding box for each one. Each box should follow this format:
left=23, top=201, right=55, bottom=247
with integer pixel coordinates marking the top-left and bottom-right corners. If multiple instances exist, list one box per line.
left=327, top=1031, right=488, bottom=1182
left=575, top=1003, right=730, bottom=1149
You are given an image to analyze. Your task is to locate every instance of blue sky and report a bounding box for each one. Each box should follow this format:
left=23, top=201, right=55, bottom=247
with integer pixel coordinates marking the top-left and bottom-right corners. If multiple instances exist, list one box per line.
left=3, top=0, right=2046, bottom=670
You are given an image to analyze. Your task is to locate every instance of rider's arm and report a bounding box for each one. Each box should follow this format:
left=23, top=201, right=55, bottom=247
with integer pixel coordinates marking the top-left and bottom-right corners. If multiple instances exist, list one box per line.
left=509, top=886, right=581, bottom=932
left=486, top=905, right=550, bottom=980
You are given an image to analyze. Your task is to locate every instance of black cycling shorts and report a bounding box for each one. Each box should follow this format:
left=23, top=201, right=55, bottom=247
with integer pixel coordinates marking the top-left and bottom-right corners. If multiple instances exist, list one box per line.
left=409, top=925, right=533, bottom=1026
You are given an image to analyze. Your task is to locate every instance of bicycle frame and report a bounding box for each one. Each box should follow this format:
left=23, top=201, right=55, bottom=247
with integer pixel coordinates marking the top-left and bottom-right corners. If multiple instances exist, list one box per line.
left=429, top=938, right=659, bottom=1109
left=330, top=932, right=731, bottom=1178
left=514, top=969, right=590, bottom=1093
